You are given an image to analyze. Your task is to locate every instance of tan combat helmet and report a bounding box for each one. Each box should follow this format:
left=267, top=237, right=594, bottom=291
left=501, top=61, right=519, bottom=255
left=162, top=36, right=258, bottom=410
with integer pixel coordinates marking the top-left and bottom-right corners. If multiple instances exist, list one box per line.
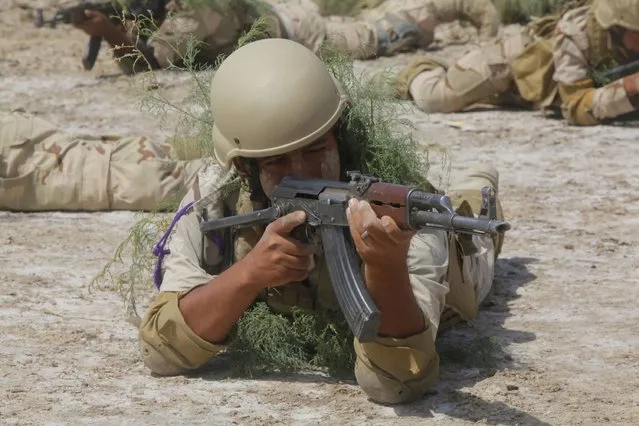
left=593, top=0, right=639, bottom=31
left=210, top=39, right=349, bottom=168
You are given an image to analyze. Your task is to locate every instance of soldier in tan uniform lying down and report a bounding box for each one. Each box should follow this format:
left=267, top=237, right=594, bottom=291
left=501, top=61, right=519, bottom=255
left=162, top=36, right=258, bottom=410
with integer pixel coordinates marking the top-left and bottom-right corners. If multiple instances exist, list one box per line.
left=137, top=38, right=506, bottom=404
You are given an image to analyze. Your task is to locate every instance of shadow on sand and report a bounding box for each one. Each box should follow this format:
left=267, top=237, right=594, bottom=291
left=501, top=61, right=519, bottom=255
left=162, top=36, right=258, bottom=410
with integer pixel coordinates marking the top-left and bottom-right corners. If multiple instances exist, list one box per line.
left=392, top=256, right=545, bottom=424
left=188, top=257, right=543, bottom=423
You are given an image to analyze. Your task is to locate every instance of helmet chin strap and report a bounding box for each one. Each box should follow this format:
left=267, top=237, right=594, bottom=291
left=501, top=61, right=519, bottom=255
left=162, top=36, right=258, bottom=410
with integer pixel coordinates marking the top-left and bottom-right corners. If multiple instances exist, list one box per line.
left=238, top=157, right=269, bottom=205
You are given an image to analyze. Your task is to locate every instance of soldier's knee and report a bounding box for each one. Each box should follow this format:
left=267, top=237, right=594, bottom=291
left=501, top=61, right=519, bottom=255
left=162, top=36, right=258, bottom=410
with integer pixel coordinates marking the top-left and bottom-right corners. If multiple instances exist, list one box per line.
left=407, top=65, right=474, bottom=113
left=413, top=89, right=462, bottom=114
left=411, top=72, right=468, bottom=113
left=395, top=58, right=459, bottom=112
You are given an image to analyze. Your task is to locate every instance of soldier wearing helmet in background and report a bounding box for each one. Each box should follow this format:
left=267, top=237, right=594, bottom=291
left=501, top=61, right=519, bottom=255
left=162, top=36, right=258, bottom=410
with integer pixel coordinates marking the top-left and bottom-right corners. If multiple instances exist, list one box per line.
left=71, top=0, right=500, bottom=74
left=395, top=0, right=639, bottom=126
left=137, top=38, right=505, bottom=404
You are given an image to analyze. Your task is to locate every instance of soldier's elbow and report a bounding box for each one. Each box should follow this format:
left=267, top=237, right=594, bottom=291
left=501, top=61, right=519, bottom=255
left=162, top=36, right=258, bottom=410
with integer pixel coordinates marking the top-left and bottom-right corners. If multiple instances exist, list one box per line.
left=562, top=109, right=600, bottom=126
left=354, top=358, right=438, bottom=405
left=139, top=336, right=188, bottom=377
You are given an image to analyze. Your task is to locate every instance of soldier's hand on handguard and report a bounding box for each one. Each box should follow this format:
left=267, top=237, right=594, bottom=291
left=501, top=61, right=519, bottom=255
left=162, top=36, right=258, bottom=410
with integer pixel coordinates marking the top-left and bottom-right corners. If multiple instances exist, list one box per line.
left=346, top=198, right=415, bottom=269
left=72, top=10, right=118, bottom=37
left=242, top=211, right=313, bottom=288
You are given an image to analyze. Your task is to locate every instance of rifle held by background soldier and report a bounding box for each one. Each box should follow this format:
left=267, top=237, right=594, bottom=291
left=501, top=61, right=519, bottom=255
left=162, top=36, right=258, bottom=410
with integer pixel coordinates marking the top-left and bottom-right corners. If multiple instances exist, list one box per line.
left=35, top=0, right=166, bottom=71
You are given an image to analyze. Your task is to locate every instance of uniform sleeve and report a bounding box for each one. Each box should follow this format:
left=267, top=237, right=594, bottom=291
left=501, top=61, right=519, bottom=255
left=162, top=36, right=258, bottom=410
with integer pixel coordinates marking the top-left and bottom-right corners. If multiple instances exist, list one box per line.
left=146, top=5, right=224, bottom=68
left=553, top=23, right=636, bottom=125
left=138, top=291, right=227, bottom=375
left=138, top=186, right=226, bottom=375
left=353, top=230, right=449, bottom=404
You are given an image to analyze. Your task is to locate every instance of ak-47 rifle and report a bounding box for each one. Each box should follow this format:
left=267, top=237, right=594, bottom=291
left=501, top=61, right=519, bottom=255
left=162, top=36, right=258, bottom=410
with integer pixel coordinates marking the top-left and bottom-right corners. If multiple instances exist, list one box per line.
left=590, top=59, right=639, bottom=126
left=591, top=58, right=639, bottom=88
left=34, top=0, right=167, bottom=71
left=199, top=171, right=511, bottom=343
left=595, top=59, right=639, bottom=86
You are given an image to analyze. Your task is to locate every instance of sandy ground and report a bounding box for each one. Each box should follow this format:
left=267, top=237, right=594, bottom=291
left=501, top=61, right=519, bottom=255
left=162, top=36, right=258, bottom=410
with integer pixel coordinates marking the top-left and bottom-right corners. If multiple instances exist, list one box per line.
left=2, top=2, right=639, bottom=425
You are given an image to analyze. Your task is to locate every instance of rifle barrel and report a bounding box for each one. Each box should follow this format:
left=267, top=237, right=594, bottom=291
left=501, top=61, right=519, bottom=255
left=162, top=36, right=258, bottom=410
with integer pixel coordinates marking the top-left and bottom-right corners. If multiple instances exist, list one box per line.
left=599, top=60, right=639, bottom=82
left=413, top=211, right=510, bottom=235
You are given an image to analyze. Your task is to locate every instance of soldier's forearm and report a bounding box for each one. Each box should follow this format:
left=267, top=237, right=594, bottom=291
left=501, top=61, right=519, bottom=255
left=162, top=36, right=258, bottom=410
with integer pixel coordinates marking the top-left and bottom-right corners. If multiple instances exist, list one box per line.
left=364, top=263, right=425, bottom=338
left=178, top=259, right=263, bottom=343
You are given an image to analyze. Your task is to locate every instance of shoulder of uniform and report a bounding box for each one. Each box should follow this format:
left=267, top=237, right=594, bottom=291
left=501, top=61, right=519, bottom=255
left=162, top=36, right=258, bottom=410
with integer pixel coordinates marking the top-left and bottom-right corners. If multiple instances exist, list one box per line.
left=196, top=162, right=224, bottom=200
left=191, top=162, right=240, bottom=220
left=556, top=6, right=590, bottom=37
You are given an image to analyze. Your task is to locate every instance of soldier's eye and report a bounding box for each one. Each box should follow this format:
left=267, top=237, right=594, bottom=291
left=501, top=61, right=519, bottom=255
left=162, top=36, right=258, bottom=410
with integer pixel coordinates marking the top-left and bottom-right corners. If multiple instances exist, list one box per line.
left=306, top=143, right=327, bottom=154
left=263, top=156, right=286, bottom=167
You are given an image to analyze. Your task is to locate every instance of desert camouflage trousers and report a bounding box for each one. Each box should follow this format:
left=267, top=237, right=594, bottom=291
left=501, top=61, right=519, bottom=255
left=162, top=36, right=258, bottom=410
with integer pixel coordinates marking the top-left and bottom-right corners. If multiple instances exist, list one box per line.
left=272, top=0, right=500, bottom=59
left=0, top=112, right=202, bottom=211
left=404, top=32, right=535, bottom=113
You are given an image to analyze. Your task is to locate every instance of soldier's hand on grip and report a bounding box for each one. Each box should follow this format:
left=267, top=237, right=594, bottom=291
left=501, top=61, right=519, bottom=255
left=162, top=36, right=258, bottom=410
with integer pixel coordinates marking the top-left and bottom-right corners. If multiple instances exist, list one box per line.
left=242, top=211, right=312, bottom=288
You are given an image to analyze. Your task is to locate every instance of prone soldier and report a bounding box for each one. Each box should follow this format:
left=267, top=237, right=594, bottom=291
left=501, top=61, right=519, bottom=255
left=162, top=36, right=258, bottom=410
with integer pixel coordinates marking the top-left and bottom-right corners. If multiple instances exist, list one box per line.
left=137, top=38, right=507, bottom=404
left=394, top=0, right=639, bottom=126
left=66, top=0, right=501, bottom=74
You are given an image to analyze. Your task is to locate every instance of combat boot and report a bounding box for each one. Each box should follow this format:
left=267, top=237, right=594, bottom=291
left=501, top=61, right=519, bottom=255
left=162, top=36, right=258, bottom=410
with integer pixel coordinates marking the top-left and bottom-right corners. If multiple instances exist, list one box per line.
left=374, top=12, right=423, bottom=56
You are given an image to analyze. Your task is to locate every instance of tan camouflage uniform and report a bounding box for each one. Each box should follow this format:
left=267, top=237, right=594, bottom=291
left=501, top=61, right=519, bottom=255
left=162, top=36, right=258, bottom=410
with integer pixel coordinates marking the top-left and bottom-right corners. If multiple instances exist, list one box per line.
left=138, top=163, right=503, bottom=404
left=398, top=5, right=639, bottom=125
left=271, top=0, right=500, bottom=58
left=0, top=112, right=202, bottom=211
left=127, top=0, right=500, bottom=73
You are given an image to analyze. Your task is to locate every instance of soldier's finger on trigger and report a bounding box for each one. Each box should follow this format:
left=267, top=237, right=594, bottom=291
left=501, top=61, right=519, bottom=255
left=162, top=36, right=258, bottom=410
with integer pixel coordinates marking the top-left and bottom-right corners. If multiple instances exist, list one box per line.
left=272, top=210, right=306, bottom=235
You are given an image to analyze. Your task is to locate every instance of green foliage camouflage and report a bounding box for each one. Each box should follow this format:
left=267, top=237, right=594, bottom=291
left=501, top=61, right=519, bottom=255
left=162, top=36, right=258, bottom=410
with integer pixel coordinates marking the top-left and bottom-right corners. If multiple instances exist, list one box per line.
left=315, top=0, right=384, bottom=17
left=95, top=18, right=430, bottom=376
left=228, top=303, right=355, bottom=377
left=322, top=48, right=431, bottom=188
left=589, top=57, right=622, bottom=87
left=90, top=209, right=173, bottom=326
left=494, top=0, right=590, bottom=24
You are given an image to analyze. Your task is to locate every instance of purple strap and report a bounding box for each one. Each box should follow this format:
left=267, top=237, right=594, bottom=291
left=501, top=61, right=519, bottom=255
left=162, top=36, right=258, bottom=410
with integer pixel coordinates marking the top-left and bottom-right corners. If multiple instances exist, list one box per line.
left=152, top=201, right=195, bottom=288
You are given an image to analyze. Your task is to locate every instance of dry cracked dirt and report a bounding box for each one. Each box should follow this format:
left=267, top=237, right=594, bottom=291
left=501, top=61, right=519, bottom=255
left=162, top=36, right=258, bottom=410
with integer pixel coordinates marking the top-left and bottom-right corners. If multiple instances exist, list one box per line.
left=1, top=1, right=638, bottom=425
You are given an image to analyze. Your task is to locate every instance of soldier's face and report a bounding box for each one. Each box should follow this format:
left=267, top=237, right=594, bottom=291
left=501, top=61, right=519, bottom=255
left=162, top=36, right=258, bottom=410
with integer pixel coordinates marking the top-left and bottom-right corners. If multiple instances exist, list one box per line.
left=255, top=131, right=341, bottom=197
left=621, top=29, right=639, bottom=53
